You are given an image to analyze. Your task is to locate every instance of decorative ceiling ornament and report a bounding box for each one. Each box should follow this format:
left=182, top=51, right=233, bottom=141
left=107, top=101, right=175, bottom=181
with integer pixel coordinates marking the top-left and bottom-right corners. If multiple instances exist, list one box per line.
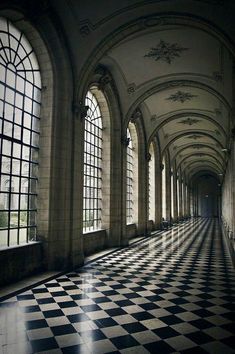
left=192, top=144, right=205, bottom=149
left=151, top=114, right=157, bottom=121
left=173, top=145, right=177, bottom=150
left=164, top=133, right=169, bottom=139
left=215, top=129, right=221, bottom=136
left=178, top=118, right=200, bottom=125
left=212, top=71, right=223, bottom=82
left=214, top=108, right=222, bottom=116
left=80, top=25, right=91, bottom=36
left=144, top=16, right=166, bottom=28
left=144, top=39, right=189, bottom=64
left=166, top=91, right=197, bottom=103
left=167, top=81, right=185, bottom=88
left=131, top=108, right=142, bottom=122
left=127, top=84, right=136, bottom=94
left=187, top=134, right=203, bottom=140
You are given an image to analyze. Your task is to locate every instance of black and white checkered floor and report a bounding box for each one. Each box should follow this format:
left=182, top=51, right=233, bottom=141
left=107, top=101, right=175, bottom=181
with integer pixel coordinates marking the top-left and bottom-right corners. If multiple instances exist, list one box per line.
left=0, top=218, right=235, bottom=353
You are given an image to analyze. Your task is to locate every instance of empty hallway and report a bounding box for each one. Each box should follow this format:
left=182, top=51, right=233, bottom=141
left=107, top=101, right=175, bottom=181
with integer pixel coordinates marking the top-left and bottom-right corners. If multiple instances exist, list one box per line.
left=0, top=218, right=234, bottom=353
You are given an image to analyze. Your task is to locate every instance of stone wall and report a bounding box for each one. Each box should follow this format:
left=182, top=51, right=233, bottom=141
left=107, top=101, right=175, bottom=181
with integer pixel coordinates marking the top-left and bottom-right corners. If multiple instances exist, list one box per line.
left=0, top=242, right=44, bottom=286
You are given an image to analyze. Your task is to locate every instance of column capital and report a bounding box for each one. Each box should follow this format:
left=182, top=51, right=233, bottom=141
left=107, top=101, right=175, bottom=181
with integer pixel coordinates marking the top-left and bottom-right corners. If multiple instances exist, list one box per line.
left=146, top=152, right=151, bottom=162
left=121, top=135, right=130, bottom=147
left=94, top=65, right=112, bottom=91
left=72, top=101, right=89, bottom=120
left=130, top=108, right=142, bottom=123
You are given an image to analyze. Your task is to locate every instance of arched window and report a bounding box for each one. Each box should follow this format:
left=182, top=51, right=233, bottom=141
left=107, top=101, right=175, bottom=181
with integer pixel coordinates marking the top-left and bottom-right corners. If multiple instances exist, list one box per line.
left=0, top=18, right=41, bottom=247
left=126, top=122, right=138, bottom=225
left=162, top=155, right=167, bottom=220
left=185, top=183, right=188, bottom=216
left=171, top=169, right=174, bottom=220
left=126, top=127, right=133, bottom=224
left=182, top=179, right=185, bottom=216
left=148, top=142, right=155, bottom=221
left=83, top=90, right=103, bottom=231
left=177, top=175, right=180, bottom=218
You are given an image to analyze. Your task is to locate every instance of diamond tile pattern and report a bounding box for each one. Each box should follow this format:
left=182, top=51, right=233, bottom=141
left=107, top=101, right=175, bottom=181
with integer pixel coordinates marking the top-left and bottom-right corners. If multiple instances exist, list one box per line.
left=0, top=218, right=234, bottom=353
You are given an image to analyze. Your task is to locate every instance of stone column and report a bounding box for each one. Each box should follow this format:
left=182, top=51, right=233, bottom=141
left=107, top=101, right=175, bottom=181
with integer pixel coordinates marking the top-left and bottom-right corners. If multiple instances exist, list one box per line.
left=154, top=147, right=162, bottom=229
left=165, top=165, right=171, bottom=221
left=95, top=72, right=123, bottom=248
left=133, top=111, right=148, bottom=236
left=173, top=170, right=178, bottom=222
left=178, top=176, right=183, bottom=219
left=69, top=102, right=88, bottom=268
left=186, top=183, right=190, bottom=217
left=183, top=181, right=187, bottom=218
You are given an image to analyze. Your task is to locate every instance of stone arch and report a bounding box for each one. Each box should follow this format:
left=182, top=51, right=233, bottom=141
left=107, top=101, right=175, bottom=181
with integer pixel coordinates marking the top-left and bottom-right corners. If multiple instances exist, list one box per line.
left=0, top=7, right=76, bottom=270
left=83, top=66, right=123, bottom=249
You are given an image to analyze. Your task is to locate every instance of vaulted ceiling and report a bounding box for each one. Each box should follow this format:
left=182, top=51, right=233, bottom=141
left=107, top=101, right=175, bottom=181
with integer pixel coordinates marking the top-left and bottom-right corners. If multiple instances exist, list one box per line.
left=100, top=20, right=233, bottom=182
left=48, top=0, right=235, bottom=184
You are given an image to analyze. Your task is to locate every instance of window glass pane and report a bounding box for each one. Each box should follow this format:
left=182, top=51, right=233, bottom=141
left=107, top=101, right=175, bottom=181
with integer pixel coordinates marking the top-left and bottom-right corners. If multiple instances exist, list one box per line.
left=4, top=121, right=13, bottom=137
left=14, top=124, right=21, bottom=140
left=13, top=142, right=21, bottom=158
left=5, top=87, right=14, bottom=105
left=2, top=140, right=11, bottom=155
left=16, top=75, right=25, bottom=92
left=0, top=230, right=8, bottom=248
left=19, top=228, right=27, bottom=243
left=14, top=108, right=22, bottom=125
left=0, top=211, right=9, bottom=229
left=9, top=229, right=18, bottom=246
left=4, top=103, right=14, bottom=120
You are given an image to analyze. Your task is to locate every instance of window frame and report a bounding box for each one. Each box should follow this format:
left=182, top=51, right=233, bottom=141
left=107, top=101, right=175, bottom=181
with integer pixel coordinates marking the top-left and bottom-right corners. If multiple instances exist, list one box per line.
left=0, top=17, right=41, bottom=248
left=83, top=90, right=103, bottom=232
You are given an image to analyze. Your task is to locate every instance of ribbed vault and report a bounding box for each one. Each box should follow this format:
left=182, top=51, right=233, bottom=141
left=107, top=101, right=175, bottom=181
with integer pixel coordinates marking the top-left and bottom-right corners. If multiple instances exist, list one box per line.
left=100, top=19, right=233, bottom=183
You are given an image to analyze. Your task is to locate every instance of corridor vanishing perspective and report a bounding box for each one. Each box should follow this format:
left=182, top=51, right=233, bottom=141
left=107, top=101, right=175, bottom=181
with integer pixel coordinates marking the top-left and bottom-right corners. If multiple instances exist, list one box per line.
left=0, top=218, right=234, bottom=354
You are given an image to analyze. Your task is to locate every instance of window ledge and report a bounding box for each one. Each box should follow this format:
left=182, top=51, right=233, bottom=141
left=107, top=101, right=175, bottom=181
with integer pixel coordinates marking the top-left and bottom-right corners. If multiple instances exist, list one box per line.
left=0, top=241, right=42, bottom=252
left=83, top=229, right=105, bottom=236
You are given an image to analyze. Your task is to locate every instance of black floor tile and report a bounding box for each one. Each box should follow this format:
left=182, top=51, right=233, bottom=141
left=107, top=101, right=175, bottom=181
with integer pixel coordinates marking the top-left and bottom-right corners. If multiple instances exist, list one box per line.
left=31, top=337, right=59, bottom=352
left=122, top=322, right=148, bottom=333
left=51, top=324, right=77, bottom=336
left=95, top=317, right=118, bottom=328
left=111, top=334, right=139, bottom=349
left=144, top=340, right=175, bottom=353
left=43, top=309, right=65, bottom=318
left=189, top=319, right=214, bottom=329
left=105, top=307, right=127, bottom=316
left=25, top=319, right=48, bottom=330
left=67, top=313, right=90, bottom=323
left=186, top=331, right=214, bottom=344
left=153, top=326, right=181, bottom=339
